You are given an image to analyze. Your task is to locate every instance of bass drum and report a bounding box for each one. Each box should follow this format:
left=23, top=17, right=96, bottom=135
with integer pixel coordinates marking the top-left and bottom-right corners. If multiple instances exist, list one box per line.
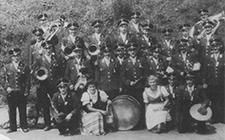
left=111, top=95, right=141, bottom=131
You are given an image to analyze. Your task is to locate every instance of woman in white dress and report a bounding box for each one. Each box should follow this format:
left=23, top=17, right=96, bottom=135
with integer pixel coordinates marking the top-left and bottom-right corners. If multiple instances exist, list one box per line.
left=143, top=75, right=170, bottom=133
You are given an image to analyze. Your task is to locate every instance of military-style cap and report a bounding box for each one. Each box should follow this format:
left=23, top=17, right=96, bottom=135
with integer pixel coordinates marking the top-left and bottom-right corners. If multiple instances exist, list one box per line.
left=117, top=18, right=129, bottom=26
left=179, top=23, right=191, bottom=31
left=131, top=11, right=141, bottom=19
left=56, top=78, right=69, bottom=87
left=32, top=28, right=44, bottom=36
left=91, top=20, right=103, bottom=27
left=198, top=9, right=209, bottom=15
left=141, top=23, right=154, bottom=30
left=166, top=72, right=177, bottom=80
left=67, top=22, right=79, bottom=29
left=162, top=28, right=173, bottom=35
left=8, top=48, right=21, bottom=56
left=184, top=71, right=196, bottom=79
left=37, top=13, right=48, bottom=21
left=114, top=43, right=126, bottom=51
left=127, top=42, right=138, bottom=50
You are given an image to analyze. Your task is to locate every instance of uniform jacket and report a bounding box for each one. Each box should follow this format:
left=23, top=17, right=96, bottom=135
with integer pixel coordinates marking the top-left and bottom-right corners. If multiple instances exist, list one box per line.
left=112, top=32, right=136, bottom=46
left=3, top=61, right=30, bottom=95
left=64, top=57, right=85, bottom=85
left=95, top=57, right=121, bottom=91
left=86, top=32, right=112, bottom=47
left=120, top=57, right=148, bottom=89
left=62, top=35, right=85, bottom=49
left=146, top=55, right=168, bottom=76
left=34, top=53, right=60, bottom=85
left=128, top=22, right=142, bottom=35
left=171, top=52, right=199, bottom=74
left=52, top=91, right=81, bottom=116
left=159, top=38, right=177, bottom=57
left=175, top=85, right=209, bottom=113
left=203, top=52, right=224, bottom=86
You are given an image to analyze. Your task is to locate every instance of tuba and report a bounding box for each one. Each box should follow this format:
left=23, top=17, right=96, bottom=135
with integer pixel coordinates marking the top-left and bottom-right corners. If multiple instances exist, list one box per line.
left=88, top=43, right=101, bottom=56
left=35, top=66, right=49, bottom=81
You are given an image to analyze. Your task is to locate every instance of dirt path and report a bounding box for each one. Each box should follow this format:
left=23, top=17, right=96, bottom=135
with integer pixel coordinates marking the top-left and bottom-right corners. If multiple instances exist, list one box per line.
left=0, top=123, right=224, bottom=140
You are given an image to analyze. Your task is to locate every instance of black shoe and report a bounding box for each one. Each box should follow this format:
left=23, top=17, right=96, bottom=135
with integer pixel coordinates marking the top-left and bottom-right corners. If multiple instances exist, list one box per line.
left=196, top=129, right=206, bottom=134
left=7, top=129, right=17, bottom=133
left=22, top=128, right=29, bottom=133
left=44, top=126, right=51, bottom=131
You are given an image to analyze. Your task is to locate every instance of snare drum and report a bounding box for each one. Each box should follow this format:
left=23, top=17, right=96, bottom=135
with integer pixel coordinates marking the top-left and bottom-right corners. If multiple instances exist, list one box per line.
left=111, top=95, right=141, bottom=131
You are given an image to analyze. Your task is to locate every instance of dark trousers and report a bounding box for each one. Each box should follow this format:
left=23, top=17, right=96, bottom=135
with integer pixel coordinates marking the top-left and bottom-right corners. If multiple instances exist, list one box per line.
left=207, top=85, right=224, bottom=123
left=178, top=104, right=206, bottom=133
left=55, top=114, right=80, bottom=134
left=7, top=91, right=27, bottom=130
left=126, top=87, right=145, bottom=129
left=36, top=81, right=52, bottom=126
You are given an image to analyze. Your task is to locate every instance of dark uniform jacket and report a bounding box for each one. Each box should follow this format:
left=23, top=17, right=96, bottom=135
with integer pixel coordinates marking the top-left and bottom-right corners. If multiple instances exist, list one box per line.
left=52, top=91, right=80, bottom=116
left=176, top=85, right=209, bottom=116
left=64, top=57, right=85, bottom=85
left=159, top=38, right=177, bottom=57
left=121, top=57, right=148, bottom=89
left=95, top=57, right=121, bottom=91
left=3, top=61, right=30, bottom=95
left=203, top=52, right=224, bottom=86
left=34, top=53, right=60, bottom=86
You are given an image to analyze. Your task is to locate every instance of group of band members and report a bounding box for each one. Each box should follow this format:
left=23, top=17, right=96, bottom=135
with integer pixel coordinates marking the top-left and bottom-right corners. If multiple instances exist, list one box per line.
left=1, top=8, right=224, bottom=135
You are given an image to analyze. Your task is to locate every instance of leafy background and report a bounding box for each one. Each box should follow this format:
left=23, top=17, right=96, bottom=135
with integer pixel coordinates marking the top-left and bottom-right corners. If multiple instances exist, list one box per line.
left=0, top=0, right=225, bottom=104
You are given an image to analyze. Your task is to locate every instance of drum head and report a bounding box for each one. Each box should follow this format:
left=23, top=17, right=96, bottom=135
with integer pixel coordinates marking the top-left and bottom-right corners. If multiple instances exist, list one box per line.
left=112, top=95, right=141, bottom=131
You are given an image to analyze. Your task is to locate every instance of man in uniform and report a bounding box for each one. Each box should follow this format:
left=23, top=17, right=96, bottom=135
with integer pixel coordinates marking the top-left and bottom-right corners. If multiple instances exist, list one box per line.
left=138, top=22, right=157, bottom=58
left=128, top=11, right=142, bottom=36
left=34, top=41, right=60, bottom=131
left=52, top=78, right=81, bottom=135
left=159, top=28, right=177, bottom=57
left=113, top=18, right=136, bottom=46
left=203, top=38, right=224, bottom=124
left=176, top=72, right=209, bottom=134
left=61, top=22, right=86, bottom=61
left=2, top=48, right=29, bottom=133
left=120, top=42, right=148, bottom=127
left=95, top=45, right=121, bottom=100
left=86, top=20, right=112, bottom=49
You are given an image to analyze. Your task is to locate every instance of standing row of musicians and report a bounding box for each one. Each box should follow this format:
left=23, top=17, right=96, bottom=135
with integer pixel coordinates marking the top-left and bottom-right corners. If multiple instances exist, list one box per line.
left=2, top=9, right=224, bottom=135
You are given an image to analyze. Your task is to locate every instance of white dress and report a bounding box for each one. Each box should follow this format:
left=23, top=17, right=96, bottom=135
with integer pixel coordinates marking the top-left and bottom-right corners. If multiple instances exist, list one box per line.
left=143, top=86, right=170, bottom=130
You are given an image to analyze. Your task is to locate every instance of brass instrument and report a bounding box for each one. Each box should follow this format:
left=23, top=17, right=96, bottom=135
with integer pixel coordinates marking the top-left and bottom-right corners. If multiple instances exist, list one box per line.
left=88, top=43, right=101, bottom=56
left=35, top=66, right=49, bottom=81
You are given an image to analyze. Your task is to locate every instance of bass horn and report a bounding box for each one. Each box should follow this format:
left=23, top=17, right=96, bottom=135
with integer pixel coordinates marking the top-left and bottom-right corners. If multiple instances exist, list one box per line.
left=35, top=67, right=49, bottom=81
left=88, top=43, right=100, bottom=56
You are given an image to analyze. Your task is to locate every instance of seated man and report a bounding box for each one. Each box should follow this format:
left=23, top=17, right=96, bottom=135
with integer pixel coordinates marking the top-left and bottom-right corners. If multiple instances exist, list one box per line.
left=175, top=72, right=209, bottom=134
left=52, top=78, right=81, bottom=135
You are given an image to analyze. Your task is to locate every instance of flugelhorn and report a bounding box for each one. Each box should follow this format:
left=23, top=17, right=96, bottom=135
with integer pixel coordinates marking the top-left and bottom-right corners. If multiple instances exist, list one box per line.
left=88, top=43, right=100, bottom=56
left=35, top=66, right=49, bottom=81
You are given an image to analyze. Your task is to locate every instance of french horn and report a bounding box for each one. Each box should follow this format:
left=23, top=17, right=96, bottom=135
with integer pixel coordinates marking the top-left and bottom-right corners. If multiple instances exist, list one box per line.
left=88, top=43, right=100, bottom=56
left=35, top=66, right=48, bottom=81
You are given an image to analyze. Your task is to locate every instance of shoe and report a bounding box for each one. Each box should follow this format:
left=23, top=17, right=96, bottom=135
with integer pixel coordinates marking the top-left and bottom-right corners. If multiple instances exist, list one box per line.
left=196, top=129, right=206, bottom=134
left=43, top=126, right=51, bottom=131
left=7, top=129, right=17, bottom=133
left=22, top=128, right=29, bottom=133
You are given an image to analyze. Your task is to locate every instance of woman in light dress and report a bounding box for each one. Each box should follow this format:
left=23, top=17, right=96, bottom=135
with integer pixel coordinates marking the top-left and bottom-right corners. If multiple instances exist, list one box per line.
left=143, top=75, right=171, bottom=133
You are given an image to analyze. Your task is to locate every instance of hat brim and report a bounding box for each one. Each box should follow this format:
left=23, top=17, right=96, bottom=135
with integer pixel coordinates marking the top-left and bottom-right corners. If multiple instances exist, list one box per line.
left=189, top=104, right=212, bottom=121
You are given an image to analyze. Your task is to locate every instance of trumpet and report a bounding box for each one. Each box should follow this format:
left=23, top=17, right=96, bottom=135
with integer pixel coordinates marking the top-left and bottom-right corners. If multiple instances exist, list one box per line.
left=88, top=43, right=101, bottom=56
